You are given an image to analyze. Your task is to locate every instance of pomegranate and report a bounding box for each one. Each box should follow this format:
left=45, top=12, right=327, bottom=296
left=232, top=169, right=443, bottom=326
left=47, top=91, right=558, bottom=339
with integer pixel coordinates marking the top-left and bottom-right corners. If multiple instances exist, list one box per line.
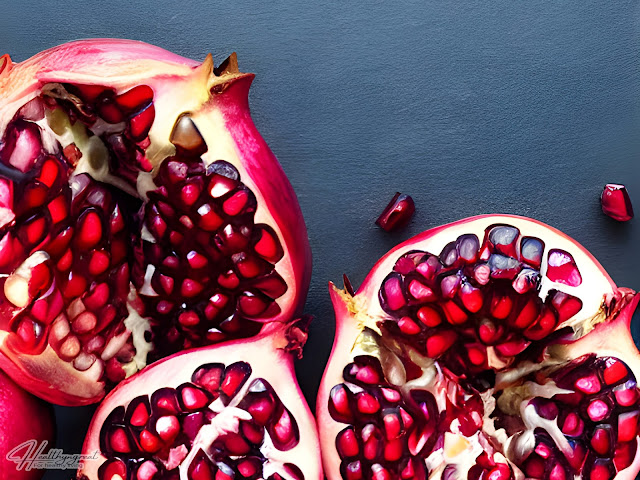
left=376, top=193, right=415, bottom=232
left=601, top=185, right=633, bottom=222
left=0, top=369, right=55, bottom=480
left=317, top=215, right=640, bottom=480
left=0, top=40, right=311, bottom=405
left=77, top=317, right=321, bottom=480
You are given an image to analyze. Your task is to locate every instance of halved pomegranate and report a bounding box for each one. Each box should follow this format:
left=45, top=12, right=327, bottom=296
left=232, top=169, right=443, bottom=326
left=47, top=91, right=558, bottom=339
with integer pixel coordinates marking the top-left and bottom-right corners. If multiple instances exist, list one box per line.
left=0, top=40, right=311, bottom=405
left=317, top=215, right=640, bottom=480
left=77, top=317, right=321, bottom=480
left=0, top=369, right=55, bottom=480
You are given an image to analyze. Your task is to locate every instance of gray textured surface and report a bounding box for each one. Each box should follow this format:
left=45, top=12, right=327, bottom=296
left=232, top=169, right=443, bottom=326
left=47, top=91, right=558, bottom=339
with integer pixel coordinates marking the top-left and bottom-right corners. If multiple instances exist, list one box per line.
left=2, top=2, right=639, bottom=479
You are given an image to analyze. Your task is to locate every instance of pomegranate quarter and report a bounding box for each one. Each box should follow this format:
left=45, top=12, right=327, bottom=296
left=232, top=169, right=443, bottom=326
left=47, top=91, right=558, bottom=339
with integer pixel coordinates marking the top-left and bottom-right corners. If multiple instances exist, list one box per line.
left=77, top=318, right=322, bottom=480
left=0, top=40, right=311, bottom=405
left=318, top=215, right=640, bottom=480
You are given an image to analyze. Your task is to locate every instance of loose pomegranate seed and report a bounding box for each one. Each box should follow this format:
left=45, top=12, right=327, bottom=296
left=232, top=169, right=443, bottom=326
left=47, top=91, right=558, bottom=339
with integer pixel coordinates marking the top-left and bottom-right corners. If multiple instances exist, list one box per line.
left=601, top=184, right=634, bottom=221
left=375, top=192, right=415, bottom=232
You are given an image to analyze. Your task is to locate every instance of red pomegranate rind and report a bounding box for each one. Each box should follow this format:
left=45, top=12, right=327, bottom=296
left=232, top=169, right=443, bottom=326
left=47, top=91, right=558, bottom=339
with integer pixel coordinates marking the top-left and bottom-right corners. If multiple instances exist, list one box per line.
left=0, top=369, right=55, bottom=480
left=601, top=184, right=634, bottom=222
left=375, top=192, right=415, bottom=232
left=77, top=318, right=321, bottom=480
left=0, top=40, right=311, bottom=406
left=318, top=215, right=640, bottom=480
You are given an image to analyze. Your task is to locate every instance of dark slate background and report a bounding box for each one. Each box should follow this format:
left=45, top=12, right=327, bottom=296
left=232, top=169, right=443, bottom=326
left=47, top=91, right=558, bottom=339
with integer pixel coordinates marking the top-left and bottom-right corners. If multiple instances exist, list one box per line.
left=1, top=2, right=639, bottom=479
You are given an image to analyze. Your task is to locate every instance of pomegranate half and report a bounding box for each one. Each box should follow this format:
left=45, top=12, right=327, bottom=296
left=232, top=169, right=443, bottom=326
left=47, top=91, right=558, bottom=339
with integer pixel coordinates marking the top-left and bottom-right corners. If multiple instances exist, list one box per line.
left=77, top=317, right=321, bottom=480
left=0, top=369, right=55, bottom=480
left=317, top=215, right=640, bottom=480
left=0, top=40, right=311, bottom=405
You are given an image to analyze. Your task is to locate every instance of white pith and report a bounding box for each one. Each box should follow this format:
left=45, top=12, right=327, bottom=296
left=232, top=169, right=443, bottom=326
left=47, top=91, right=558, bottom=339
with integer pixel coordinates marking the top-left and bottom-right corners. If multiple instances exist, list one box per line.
left=318, top=215, right=640, bottom=480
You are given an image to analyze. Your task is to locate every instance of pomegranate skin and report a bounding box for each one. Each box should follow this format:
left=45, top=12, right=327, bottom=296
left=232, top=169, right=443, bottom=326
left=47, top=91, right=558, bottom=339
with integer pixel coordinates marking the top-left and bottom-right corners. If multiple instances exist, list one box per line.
left=317, top=214, right=640, bottom=480
left=77, top=318, right=322, bottom=480
left=0, top=40, right=311, bottom=406
left=0, top=369, right=55, bottom=480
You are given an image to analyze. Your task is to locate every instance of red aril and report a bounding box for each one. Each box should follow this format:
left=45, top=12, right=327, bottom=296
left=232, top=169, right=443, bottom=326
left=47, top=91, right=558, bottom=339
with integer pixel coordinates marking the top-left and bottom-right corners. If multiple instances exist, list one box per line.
left=601, top=184, right=634, bottom=222
left=76, top=318, right=321, bottom=480
left=318, top=215, right=640, bottom=480
left=0, top=40, right=311, bottom=406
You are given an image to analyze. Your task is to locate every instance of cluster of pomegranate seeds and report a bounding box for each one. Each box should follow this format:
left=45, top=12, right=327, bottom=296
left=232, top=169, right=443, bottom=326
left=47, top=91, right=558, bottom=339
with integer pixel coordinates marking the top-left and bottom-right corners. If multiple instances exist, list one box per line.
left=0, top=111, right=142, bottom=382
left=378, top=224, right=584, bottom=376
left=509, top=354, right=640, bottom=480
left=98, top=361, right=302, bottom=480
left=601, top=184, right=634, bottom=222
left=136, top=116, right=287, bottom=354
left=375, top=193, right=415, bottom=232
left=329, top=356, right=433, bottom=480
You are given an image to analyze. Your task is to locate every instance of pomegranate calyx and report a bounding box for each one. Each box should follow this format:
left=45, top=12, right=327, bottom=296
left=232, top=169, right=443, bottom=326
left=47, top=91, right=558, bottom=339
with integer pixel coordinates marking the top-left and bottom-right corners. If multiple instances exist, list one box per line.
left=572, top=287, right=638, bottom=338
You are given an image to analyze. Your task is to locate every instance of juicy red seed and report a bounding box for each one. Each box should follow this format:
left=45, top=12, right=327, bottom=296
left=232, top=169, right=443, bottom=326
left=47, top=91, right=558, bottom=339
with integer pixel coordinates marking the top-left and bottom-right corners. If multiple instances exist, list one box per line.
left=383, top=411, right=402, bottom=439
left=159, top=275, right=174, bottom=294
left=38, top=158, right=60, bottom=187
left=189, top=452, right=216, bottom=480
left=209, top=175, right=238, bottom=198
left=375, top=192, right=415, bottom=232
left=441, top=301, right=467, bottom=325
left=384, top=439, right=403, bottom=462
left=604, top=359, right=628, bottom=385
left=181, top=278, right=204, bottom=297
left=467, top=346, right=486, bottom=366
left=550, top=291, right=583, bottom=322
left=187, top=250, right=208, bottom=269
left=416, top=306, right=442, bottom=327
left=354, top=364, right=381, bottom=385
left=151, top=388, right=179, bottom=415
left=192, top=363, right=225, bottom=395
left=440, top=274, right=460, bottom=298
left=356, top=392, right=380, bottom=414
left=614, top=384, right=639, bottom=406
left=76, top=210, right=102, bottom=250
left=21, top=216, right=47, bottom=245
left=524, top=456, right=545, bottom=478
left=247, top=397, right=275, bottom=425
left=614, top=440, right=637, bottom=471
left=155, top=415, right=180, bottom=442
left=221, top=362, right=252, bottom=400
left=343, top=461, right=363, bottom=480
left=337, top=427, right=360, bottom=458
left=197, top=203, right=224, bottom=231
left=381, top=388, right=401, bottom=403
left=381, top=275, right=406, bottom=311
left=398, top=316, right=421, bottom=335
left=575, top=374, right=601, bottom=394
left=548, top=464, right=567, bottom=480
left=490, top=294, right=512, bottom=320
left=99, top=458, right=127, bottom=480
left=523, top=309, right=557, bottom=341
left=459, top=282, right=483, bottom=312
left=179, top=384, right=210, bottom=410
left=178, top=311, right=200, bottom=326
left=591, top=424, right=613, bottom=456
left=128, top=400, right=150, bottom=427
left=139, top=430, right=161, bottom=453
left=234, top=253, right=266, bottom=279
left=237, top=457, right=262, bottom=479
left=587, top=399, right=610, bottom=422
left=562, top=413, right=584, bottom=436
left=601, top=184, right=634, bottom=221
left=426, top=330, right=457, bottom=357
left=129, top=103, right=155, bottom=141
left=487, top=464, right=511, bottom=480
left=547, top=249, right=582, bottom=287
left=108, top=426, right=132, bottom=453
left=478, top=320, right=502, bottom=344
left=617, top=410, right=640, bottom=442
left=588, top=460, right=615, bottom=480
left=329, top=384, right=353, bottom=422
left=222, top=189, right=249, bottom=216
left=88, top=250, right=110, bottom=275
left=181, top=183, right=202, bottom=206
left=269, top=408, right=299, bottom=450
left=253, top=226, right=283, bottom=262
left=408, top=279, right=435, bottom=302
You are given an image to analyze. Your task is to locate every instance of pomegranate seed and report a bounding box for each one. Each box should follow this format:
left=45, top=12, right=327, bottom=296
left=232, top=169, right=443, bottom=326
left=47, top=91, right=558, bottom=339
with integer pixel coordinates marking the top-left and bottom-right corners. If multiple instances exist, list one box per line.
left=488, top=254, right=521, bottom=280
left=398, top=316, right=421, bottom=335
left=490, top=294, right=513, bottom=320
left=618, top=410, right=640, bottom=442
left=416, top=256, right=440, bottom=279
left=234, top=253, right=266, bottom=279
left=523, top=309, right=557, bottom=341
left=591, top=424, right=613, bottom=455
left=512, top=298, right=539, bottom=329
left=72, top=311, right=97, bottom=334
left=128, top=399, right=150, bottom=427
left=178, top=311, right=200, bottom=327
left=181, top=278, right=204, bottom=297
left=547, top=249, right=582, bottom=287
left=179, top=384, right=210, bottom=410
left=487, top=464, right=511, bottom=480
left=587, top=399, right=610, bottom=422
left=441, top=301, right=467, bottom=325
left=604, top=358, right=628, bottom=385
left=247, top=397, right=275, bottom=425
left=375, top=192, right=415, bottom=232
left=38, top=158, right=60, bottom=187
left=192, top=363, right=225, bottom=394
left=329, top=384, right=353, bottom=422
left=467, top=346, right=486, bottom=366
left=356, top=392, right=380, bottom=414
left=408, top=279, right=435, bottom=302
left=383, top=411, right=402, bottom=439
left=416, top=306, right=442, bottom=327
left=524, top=456, right=545, bottom=478
left=440, top=274, right=460, bottom=298
left=381, top=388, right=401, bottom=403
left=269, top=408, right=298, bottom=450
left=575, top=374, right=601, bottom=394
left=75, top=210, right=103, bottom=250
left=550, top=291, right=583, bottom=322
left=474, top=263, right=491, bottom=285
left=614, top=384, right=639, bottom=406
left=354, top=364, right=381, bottom=384
left=155, top=415, right=179, bottom=442
left=336, top=427, right=360, bottom=458
left=209, top=175, right=238, bottom=198
left=108, top=426, right=132, bottom=453
left=99, top=458, right=127, bottom=480
left=548, top=463, right=567, bottom=480
left=253, top=226, right=283, bottom=262
left=382, top=275, right=406, bottom=311
left=21, top=215, right=47, bottom=245
left=425, top=330, right=457, bottom=357
left=139, top=430, right=161, bottom=453
left=488, top=225, right=519, bottom=256
left=187, top=250, right=208, bottom=269
left=588, top=460, right=615, bottom=480
left=58, top=335, right=81, bottom=360
left=223, top=189, right=250, bottom=216
left=562, top=412, right=584, bottom=436
left=478, top=320, right=502, bottom=345
left=136, top=460, right=158, bottom=480
left=459, top=282, right=483, bottom=312
left=383, top=438, right=403, bottom=461
left=128, top=103, right=155, bottom=141
left=116, top=85, right=153, bottom=112
left=614, top=440, right=637, bottom=471
left=220, top=362, right=252, bottom=400
left=344, top=461, right=363, bottom=480
left=601, top=183, right=634, bottom=221
left=252, top=273, right=288, bottom=298
left=151, top=388, right=179, bottom=415
left=361, top=424, right=382, bottom=460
